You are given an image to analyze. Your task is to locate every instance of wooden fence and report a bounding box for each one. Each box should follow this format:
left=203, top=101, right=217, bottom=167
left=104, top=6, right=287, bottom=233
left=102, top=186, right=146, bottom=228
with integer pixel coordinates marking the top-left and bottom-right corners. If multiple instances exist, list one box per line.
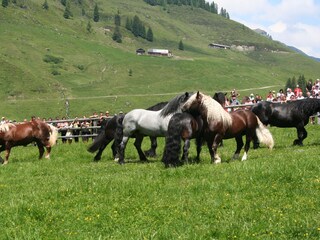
left=47, top=117, right=112, bottom=140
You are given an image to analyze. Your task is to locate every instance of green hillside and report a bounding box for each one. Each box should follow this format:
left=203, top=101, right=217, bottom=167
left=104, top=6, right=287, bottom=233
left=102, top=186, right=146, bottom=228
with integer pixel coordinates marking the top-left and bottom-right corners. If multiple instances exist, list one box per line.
left=1, top=0, right=320, bottom=120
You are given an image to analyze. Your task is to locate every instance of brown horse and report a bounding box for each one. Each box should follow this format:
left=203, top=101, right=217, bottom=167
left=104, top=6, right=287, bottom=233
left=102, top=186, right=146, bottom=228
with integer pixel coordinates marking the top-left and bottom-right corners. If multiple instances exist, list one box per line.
left=182, top=92, right=274, bottom=163
left=0, top=120, right=58, bottom=165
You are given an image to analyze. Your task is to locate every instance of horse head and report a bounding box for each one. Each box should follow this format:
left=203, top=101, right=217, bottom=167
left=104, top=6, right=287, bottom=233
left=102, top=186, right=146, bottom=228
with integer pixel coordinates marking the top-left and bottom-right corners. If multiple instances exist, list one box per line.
left=213, top=92, right=227, bottom=107
left=181, top=91, right=204, bottom=115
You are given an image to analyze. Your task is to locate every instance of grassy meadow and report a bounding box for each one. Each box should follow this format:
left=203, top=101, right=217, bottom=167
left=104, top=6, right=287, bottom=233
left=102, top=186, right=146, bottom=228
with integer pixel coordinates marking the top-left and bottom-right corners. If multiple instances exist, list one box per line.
left=0, top=125, right=319, bottom=239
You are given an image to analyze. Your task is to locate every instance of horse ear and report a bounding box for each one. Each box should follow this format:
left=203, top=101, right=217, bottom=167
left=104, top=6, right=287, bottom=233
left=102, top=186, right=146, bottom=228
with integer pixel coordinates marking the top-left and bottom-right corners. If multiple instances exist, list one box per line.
left=224, top=92, right=227, bottom=96
left=196, top=91, right=200, bottom=99
left=185, top=92, right=189, bottom=97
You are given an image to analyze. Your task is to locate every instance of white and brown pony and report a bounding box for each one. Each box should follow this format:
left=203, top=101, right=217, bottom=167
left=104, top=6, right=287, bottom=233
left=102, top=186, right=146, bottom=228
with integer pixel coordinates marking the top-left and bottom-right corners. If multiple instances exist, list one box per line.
left=0, top=120, right=58, bottom=165
left=182, top=92, right=274, bottom=163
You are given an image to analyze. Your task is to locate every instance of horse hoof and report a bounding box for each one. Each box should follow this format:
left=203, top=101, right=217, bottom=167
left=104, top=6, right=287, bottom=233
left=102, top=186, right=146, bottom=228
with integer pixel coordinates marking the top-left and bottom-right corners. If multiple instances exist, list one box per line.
left=293, top=140, right=303, bottom=146
left=114, top=158, right=119, bottom=162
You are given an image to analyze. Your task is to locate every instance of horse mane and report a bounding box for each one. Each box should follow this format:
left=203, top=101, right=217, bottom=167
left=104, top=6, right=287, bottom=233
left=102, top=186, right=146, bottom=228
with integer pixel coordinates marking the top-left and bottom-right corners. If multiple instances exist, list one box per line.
left=160, top=92, right=192, bottom=117
left=0, top=123, right=16, bottom=133
left=199, top=92, right=233, bottom=127
left=147, top=101, right=168, bottom=111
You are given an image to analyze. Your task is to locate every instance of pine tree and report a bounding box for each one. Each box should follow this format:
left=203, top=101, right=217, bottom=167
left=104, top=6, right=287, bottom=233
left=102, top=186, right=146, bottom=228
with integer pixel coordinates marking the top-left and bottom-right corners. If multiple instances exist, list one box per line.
left=125, top=17, right=132, bottom=31
left=86, top=21, right=92, bottom=33
left=42, top=0, right=49, bottom=10
left=178, top=40, right=184, bottom=50
left=115, top=12, right=121, bottom=26
left=146, top=27, right=153, bottom=42
left=140, top=25, right=146, bottom=39
left=2, top=0, right=9, bottom=8
left=112, top=25, right=122, bottom=43
left=285, top=77, right=292, bottom=91
left=63, top=1, right=72, bottom=19
left=93, top=3, right=99, bottom=22
left=132, top=15, right=140, bottom=37
left=61, top=0, right=66, bottom=6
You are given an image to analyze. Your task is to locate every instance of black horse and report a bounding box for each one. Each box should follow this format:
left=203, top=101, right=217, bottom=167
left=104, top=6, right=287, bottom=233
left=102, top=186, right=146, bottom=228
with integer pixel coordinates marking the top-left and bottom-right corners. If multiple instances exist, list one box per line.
left=213, top=92, right=227, bottom=107
left=87, top=102, right=168, bottom=161
left=162, top=112, right=203, bottom=167
left=251, top=98, right=320, bottom=146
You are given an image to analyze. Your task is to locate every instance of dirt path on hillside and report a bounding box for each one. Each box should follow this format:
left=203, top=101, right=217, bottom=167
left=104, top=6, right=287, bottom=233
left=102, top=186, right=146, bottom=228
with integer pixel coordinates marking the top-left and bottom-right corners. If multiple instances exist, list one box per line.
left=65, top=85, right=281, bottom=100
left=8, top=85, right=282, bottom=102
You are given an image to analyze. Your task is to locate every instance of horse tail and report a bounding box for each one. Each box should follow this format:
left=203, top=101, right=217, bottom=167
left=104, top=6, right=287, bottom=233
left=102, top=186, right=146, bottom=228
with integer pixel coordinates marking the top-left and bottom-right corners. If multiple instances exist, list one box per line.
left=48, top=124, right=59, bottom=146
left=87, top=128, right=107, bottom=153
left=255, top=117, right=274, bottom=149
left=162, top=114, right=183, bottom=167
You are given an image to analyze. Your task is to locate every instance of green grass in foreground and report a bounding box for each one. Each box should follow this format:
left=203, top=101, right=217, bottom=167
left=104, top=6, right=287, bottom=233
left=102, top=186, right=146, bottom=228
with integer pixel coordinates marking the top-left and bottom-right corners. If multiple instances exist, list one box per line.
left=0, top=126, right=319, bottom=239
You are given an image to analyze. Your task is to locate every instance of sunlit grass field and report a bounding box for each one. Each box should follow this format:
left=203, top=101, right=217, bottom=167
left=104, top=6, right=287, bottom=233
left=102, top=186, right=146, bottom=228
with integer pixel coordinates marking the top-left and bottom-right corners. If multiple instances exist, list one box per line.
left=0, top=125, right=319, bottom=239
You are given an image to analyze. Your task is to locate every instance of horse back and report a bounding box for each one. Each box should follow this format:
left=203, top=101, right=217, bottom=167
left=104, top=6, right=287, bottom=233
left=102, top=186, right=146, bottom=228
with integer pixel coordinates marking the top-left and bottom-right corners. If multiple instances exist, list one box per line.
left=224, top=110, right=257, bottom=138
left=4, top=123, right=34, bottom=145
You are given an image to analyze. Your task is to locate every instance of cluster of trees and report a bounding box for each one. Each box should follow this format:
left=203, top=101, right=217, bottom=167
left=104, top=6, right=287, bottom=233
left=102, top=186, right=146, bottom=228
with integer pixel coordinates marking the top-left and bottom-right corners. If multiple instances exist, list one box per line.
left=125, top=15, right=153, bottom=42
left=285, top=75, right=308, bottom=96
left=143, top=0, right=229, bottom=19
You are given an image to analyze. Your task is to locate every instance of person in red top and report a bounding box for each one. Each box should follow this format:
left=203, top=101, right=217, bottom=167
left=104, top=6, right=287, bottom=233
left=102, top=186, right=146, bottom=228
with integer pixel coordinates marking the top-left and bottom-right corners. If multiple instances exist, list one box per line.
left=294, top=84, right=302, bottom=96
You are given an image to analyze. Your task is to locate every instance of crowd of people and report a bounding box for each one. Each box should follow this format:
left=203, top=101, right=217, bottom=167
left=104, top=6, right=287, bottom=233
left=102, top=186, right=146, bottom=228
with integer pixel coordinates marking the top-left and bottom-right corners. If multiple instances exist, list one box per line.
left=225, top=79, right=320, bottom=108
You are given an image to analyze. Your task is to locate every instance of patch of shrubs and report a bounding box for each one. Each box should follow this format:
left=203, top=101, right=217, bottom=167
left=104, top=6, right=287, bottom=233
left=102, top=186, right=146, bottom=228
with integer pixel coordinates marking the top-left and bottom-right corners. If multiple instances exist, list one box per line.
left=43, top=54, right=64, bottom=64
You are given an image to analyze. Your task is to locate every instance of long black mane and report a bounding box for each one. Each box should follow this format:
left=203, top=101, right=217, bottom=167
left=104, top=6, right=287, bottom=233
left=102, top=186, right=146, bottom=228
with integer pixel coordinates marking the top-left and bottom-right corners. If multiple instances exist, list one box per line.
left=160, top=92, right=192, bottom=117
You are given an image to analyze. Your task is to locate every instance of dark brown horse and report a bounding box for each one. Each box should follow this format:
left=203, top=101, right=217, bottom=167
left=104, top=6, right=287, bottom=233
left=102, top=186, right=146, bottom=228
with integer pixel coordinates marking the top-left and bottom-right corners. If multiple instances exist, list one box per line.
left=0, top=120, right=58, bottom=165
left=182, top=92, right=274, bottom=163
left=162, top=112, right=203, bottom=167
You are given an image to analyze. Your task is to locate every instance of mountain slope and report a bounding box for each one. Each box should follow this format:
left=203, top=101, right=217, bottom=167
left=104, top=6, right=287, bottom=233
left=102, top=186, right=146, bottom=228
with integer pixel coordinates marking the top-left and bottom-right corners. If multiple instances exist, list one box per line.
left=0, top=0, right=319, bottom=120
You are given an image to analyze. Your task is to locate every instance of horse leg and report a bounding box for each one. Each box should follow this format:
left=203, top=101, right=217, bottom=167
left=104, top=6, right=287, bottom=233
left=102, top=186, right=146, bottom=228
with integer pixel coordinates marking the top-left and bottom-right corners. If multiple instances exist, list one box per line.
left=119, top=136, right=129, bottom=165
left=44, top=146, right=51, bottom=159
left=181, top=139, right=190, bottom=164
left=134, top=135, right=148, bottom=162
left=195, top=136, right=202, bottom=163
left=233, top=136, right=244, bottom=160
left=241, top=134, right=253, bottom=161
left=37, top=142, right=45, bottom=159
left=294, top=126, right=307, bottom=146
left=111, top=141, right=120, bottom=162
left=144, top=137, right=157, bottom=157
left=94, top=139, right=112, bottom=161
left=207, top=140, right=215, bottom=164
left=213, top=134, right=224, bottom=163
left=0, top=145, right=5, bottom=164
left=252, top=134, right=260, bottom=149
left=3, top=146, right=12, bottom=165
left=207, top=134, right=222, bottom=164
